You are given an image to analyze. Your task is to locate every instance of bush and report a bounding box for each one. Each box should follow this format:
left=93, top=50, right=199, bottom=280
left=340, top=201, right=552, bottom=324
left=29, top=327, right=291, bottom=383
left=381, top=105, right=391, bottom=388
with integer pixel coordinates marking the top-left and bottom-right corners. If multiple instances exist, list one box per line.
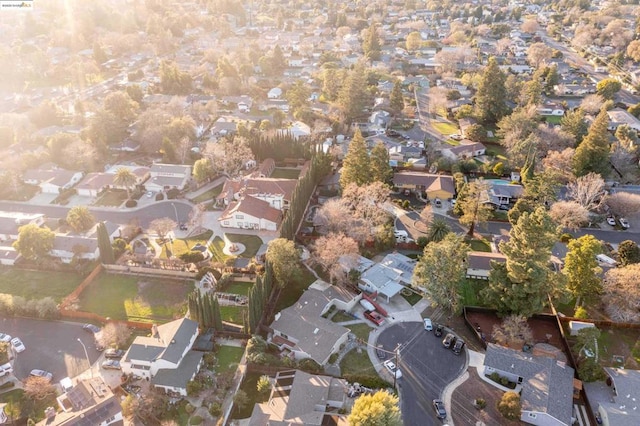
left=155, top=193, right=164, bottom=201
left=343, top=374, right=392, bottom=389
left=474, top=398, right=486, bottom=409
left=559, top=233, right=573, bottom=243
left=489, top=372, right=500, bottom=382
left=402, top=200, right=410, bottom=209
left=187, top=380, right=203, bottom=396
left=167, top=188, right=180, bottom=199
left=499, top=377, right=509, bottom=387
left=574, top=306, right=589, bottom=319
left=190, top=416, right=203, bottom=425
left=209, top=402, right=222, bottom=417
left=497, top=391, right=521, bottom=420
left=125, top=199, right=137, bottom=208
left=185, top=403, right=195, bottom=414
left=416, top=236, right=429, bottom=248
left=297, top=358, right=322, bottom=374
left=578, top=358, right=607, bottom=382
left=180, top=251, right=206, bottom=263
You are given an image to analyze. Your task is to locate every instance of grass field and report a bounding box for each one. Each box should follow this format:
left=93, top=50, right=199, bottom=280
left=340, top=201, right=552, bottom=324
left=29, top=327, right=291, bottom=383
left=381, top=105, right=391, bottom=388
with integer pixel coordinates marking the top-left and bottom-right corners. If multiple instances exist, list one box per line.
left=0, top=388, right=58, bottom=422
left=94, top=189, right=128, bottom=207
left=161, top=230, right=213, bottom=259
left=270, top=168, right=300, bottom=179
left=219, top=305, right=246, bottom=325
left=431, top=121, right=459, bottom=136
left=225, top=281, right=253, bottom=296
left=0, top=268, right=84, bottom=301
left=189, top=185, right=223, bottom=204
left=340, top=348, right=377, bottom=377
left=216, top=345, right=245, bottom=373
left=273, top=267, right=317, bottom=313
left=78, top=274, right=193, bottom=323
left=348, top=323, right=372, bottom=341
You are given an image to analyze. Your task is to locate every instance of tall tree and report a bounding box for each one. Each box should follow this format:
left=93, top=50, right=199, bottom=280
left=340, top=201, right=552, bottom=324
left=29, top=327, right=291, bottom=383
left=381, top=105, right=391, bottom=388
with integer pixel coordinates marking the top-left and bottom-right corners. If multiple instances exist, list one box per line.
left=97, top=222, right=115, bottom=264
left=458, top=180, right=493, bottom=236
left=596, top=78, right=622, bottom=100
left=148, top=218, right=177, bottom=239
left=113, top=167, right=137, bottom=197
left=310, top=233, right=360, bottom=285
left=573, top=110, right=611, bottom=177
left=369, top=142, right=393, bottom=184
left=338, top=64, right=369, bottom=125
left=474, top=57, right=508, bottom=124
left=560, top=108, right=588, bottom=145
left=13, top=224, right=55, bottom=261
left=362, top=24, right=381, bottom=61
left=618, top=240, right=640, bottom=266
left=413, top=234, right=470, bottom=314
left=603, top=264, right=640, bottom=322
left=481, top=207, right=561, bottom=316
left=389, top=80, right=404, bottom=117
left=348, top=390, right=402, bottom=426
left=564, top=235, right=603, bottom=305
left=340, top=129, right=371, bottom=189
left=265, top=238, right=302, bottom=288
left=66, top=206, right=95, bottom=233
left=427, top=218, right=451, bottom=242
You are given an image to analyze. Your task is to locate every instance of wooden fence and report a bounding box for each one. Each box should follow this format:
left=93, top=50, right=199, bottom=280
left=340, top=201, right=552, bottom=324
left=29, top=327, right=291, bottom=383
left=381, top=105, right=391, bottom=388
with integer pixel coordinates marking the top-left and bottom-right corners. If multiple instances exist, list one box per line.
left=59, top=308, right=155, bottom=330
left=103, top=264, right=197, bottom=278
left=60, top=264, right=103, bottom=310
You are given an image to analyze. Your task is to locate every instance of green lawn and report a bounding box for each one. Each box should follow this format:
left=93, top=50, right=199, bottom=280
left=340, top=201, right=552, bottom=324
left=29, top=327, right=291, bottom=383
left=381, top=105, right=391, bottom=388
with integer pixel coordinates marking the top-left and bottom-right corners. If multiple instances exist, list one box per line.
left=219, top=305, right=246, bottom=325
left=348, top=323, right=372, bottom=341
left=274, top=267, right=317, bottom=313
left=0, top=388, right=58, bottom=423
left=460, top=279, right=486, bottom=307
left=270, top=168, right=300, bottom=179
left=401, top=289, right=423, bottom=306
left=431, top=121, right=459, bottom=136
left=0, top=268, right=84, bottom=301
left=545, top=115, right=563, bottom=124
left=161, top=230, right=213, bottom=259
left=216, top=345, right=245, bottom=373
left=189, top=185, right=223, bottom=204
left=231, top=372, right=269, bottom=419
left=224, top=234, right=264, bottom=258
left=331, top=311, right=355, bottom=323
left=340, top=349, right=377, bottom=377
left=209, top=237, right=228, bottom=263
left=94, top=189, right=128, bottom=207
left=225, top=281, right=253, bottom=296
left=78, top=274, right=193, bottom=323
left=467, top=239, right=491, bottom=252
left=485, top=143, right=506, bottom=158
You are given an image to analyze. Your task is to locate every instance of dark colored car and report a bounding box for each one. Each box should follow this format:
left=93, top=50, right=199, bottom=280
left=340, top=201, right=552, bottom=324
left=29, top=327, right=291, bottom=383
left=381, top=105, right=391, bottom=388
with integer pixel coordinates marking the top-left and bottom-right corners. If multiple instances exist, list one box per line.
left=104, top=348, right=125, bottom=359
left=432, top=399, right=447, bottom=419
left=434, top=324, right=443, bottom=337
left=442, top=333, right=456, bottom=349
left=376, top=346, right=387, bottom=360
left=82, top=324, right=101, bottom=334
left=453, top=339, right=465, bottom=355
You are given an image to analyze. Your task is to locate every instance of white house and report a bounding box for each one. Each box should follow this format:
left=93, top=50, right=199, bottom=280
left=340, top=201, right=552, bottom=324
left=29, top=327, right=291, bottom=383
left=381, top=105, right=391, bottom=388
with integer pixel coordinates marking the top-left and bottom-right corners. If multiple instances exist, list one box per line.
left=537, top=103, right=565, bottom=117
left=146, top=163, right=192, bottom=192
left=441, top=141, right=487, bottom=160
left=267, top=87, right=283, bottom=99
left=0, top=212, right=45, bottom=241
left=75, top=173, right=116, bottom=197
left=607, top=108, right=640, bottom=133
left=50, top=236, right=99, bottom=264
left=358, top=253, right=416, bottom=301
left=219, top=196, right=282, bottom=231
left=23, top=168, right=83, bottom=194
left=279, top=121, right=311, bottom=140
left=121, top=318, right=203, bottom=396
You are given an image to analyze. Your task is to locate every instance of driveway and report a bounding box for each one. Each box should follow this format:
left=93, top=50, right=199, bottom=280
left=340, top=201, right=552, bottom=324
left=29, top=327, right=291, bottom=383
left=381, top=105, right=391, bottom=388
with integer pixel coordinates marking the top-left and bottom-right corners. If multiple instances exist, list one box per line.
left=377, top=322, right=466, bottom=425
left=0, top=317, right=101, bottom=383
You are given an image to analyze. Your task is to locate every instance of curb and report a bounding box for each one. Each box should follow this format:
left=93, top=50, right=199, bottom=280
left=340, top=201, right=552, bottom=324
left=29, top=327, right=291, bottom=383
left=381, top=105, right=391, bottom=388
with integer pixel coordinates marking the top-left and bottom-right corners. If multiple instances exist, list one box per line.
left=441, top=349, right=471, bottom=426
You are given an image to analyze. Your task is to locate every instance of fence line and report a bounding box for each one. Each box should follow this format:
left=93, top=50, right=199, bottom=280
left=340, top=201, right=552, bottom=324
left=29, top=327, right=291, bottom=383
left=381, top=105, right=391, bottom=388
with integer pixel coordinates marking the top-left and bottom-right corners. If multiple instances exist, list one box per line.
left=60, top=264, right=103, bottom=310
left=103, top=264, right=198, bottom=278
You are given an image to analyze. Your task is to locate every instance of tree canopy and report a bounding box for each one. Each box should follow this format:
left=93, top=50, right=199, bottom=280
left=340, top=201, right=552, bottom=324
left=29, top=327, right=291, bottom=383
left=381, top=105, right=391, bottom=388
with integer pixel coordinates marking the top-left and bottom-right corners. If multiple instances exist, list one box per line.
left=573, top=110, right=611, bottom=178
left=265, top=238, right=302, bottom=288
left=348, top=390, right=402, bottom=426
left=66, top=206, right=95, bottom=233
left=563, top=235, right=603, bottom=304
left=474, top=57, right=508, bottom=124
left=13, top=224, right=55, bottom=261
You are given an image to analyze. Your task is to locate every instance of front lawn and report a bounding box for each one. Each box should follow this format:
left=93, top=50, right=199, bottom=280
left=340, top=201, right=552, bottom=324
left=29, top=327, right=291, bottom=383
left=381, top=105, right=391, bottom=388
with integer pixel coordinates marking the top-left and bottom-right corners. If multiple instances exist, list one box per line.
left=273, top=266, right=317, bottom=313
left=340, top=348, right=377, bottom=377
left=94, top=189, right=128, bottom=207
left=0, top=388, right=58, bottom=423
left=0, top=268, right=84, bottom=301
left=78, top=274, right=193, bottom=323
left=224, top=233, right=264, bottom=258
left=467, top=239, right=491, bottom=252
left=270, top=168, right=300, bottom=179
left=348, top=323, right=373, bottom=342
left=401, top=289, right=423, bottom=306
left=431, top=121, right=459, bottom=136
left=219, top=305, right=246, bottom=325
left=189, top=185, right=223, bottom=204
left=161, top=230, right=213, bottom=259
left=216, top=345, right=245, bottom=373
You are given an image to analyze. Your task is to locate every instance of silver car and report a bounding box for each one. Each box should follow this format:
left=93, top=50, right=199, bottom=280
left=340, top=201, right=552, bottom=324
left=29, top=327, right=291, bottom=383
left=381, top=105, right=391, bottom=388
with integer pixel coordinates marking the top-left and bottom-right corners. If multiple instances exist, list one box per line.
left=30, top=369, right=53, bottom=382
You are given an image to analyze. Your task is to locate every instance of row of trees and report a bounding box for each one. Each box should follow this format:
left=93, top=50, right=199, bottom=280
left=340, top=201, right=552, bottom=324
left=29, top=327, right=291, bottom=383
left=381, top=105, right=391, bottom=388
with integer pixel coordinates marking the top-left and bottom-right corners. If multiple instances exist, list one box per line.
left=187, top=290, right=223, bottom=331
left=246, top=270, right=273, bottom=334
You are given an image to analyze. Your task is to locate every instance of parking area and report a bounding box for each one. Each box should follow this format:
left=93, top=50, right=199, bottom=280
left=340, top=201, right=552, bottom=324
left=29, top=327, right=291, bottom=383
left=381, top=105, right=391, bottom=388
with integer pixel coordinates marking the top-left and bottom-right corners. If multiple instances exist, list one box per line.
left=1, top=317, right=101, bottom=383
left=377, top=322, right=466, bottom=426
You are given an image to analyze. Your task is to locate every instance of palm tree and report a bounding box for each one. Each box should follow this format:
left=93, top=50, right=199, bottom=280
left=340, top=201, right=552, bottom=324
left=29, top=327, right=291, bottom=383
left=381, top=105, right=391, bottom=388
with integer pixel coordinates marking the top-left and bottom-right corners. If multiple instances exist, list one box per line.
left=427, top=218, right=451, bottom=243
left=114, top=167, right=137, bottom=197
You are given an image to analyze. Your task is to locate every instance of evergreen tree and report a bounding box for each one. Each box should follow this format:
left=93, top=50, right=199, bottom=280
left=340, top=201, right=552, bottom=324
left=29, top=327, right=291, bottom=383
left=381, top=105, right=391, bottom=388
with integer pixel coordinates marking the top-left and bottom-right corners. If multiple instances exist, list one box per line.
left=458, top=180, right=493, bottom=236
left=618, top=240, right=640, bottom=266
left=340, top=129, right=371, bottom=189
left=97, top=222, right=115, bottom=264
left=474, top=57, right=508, bottom=124
left=338, top=64, right=369, bottom=125
left=369, top=142, right=393, bottom=184
left=561, top=108, right=588, bottom=145
left=389, top=81, right=404, bottom=116
left=363, top=24, right=381, bottom=61
left=563, top=235, right=603, bottom=305
left=212, top=296, right=223, bottom=331
left=573, top=110, right=611, bottom=177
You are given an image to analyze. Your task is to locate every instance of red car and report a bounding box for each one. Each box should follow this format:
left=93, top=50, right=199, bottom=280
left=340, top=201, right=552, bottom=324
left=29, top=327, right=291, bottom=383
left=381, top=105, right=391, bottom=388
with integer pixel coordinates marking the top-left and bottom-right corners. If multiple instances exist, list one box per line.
left=364, top=310, right=384, bottom=326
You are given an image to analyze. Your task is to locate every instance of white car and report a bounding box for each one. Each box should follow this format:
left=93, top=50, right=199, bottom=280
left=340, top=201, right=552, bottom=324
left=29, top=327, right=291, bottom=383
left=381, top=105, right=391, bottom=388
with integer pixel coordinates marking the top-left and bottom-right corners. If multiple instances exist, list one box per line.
left=619, top=218, right=630, bottom=229
left=606, top=216, right=616, bottom=226
left=383, top=360, right=402, bottom=379
left=0, top=333, right=11, bottom=343
left=423, top=318, right=433, bottom=331
left=10, top=337, right=25, bottom=353
left=0, top=362, right=12, bottom=375
left=146, top=191, right=154, bottom=198
left=449, top=134, right=462, bottom=141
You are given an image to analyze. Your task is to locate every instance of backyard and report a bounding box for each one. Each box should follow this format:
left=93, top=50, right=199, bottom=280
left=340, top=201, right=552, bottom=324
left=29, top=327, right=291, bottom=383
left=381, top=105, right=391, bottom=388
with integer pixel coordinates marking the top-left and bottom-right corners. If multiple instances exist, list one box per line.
left=219, top=305, right=246, bottom=325
left=216, top=345, right=245, bottom=373
left=270, top=168, right=300, bottom=179
left=94, top=189, right=128, bottom=207
left=224, top=281, right=253, bottom=296
left=273, top=266, right=317, bottom=313
left=0, top=268, right=84, bottom=301
left=431, top=120, right=459, bottom=136
left=77, top=273, right=193, bottom=323
left=231, top=372, right=269, bottom=420
left=0, top=388, right=58, bottom=423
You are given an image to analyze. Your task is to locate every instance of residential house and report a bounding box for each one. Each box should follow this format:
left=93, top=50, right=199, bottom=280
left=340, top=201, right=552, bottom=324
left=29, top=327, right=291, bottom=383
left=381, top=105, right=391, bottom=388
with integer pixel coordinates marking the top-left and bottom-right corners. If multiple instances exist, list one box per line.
left=388, top=145, right=423, bottom=162
left=219, top=196, right=282, bottom=231
left=483, top=343, right=575, bottom=426
left=485, top=180, right=523, bottom=206
left=392, top=172, right=456, bottom=200
left=254, top=158, right=276, bottom=178
left=270, top=281, right=356, bottom=365
left=358, top=252, right=417, bottom=301
left=76, top=173, right=117, bottom=198
left=218, top=177, right=297, bottom=210
left=597, top=368, right=640, bottom=426
left=267, top=87, right=283, bottom=99
left=537, top=103, right=565, bottom=117
left=247, top=370, right=348, bottom=426
left=23, top=167, right=83, bottom=194
left=105, top=165, right=150, bottom=189
left=40, top=377, right=122, bottom=426
left=50, top=236, right=99, bottom=264
left=278, top=121, right=311, bottom=140
left=146, top=164, right=192, bottom=192
left=607, top=108, right=640, bottom=133
left=458, top=118, right=477, bottom=138
left=0, top=212, right=45, bottom=241
left=121, top=318, right=203, bottom=396
left=466, top=252, right=507, bottom=280
left=441, top=141, right=487, bottom=161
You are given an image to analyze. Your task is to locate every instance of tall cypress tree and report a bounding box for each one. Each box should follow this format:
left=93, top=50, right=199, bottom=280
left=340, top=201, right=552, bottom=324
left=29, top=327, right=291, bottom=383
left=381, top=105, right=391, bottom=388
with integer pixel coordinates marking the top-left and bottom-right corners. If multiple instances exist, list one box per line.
left=212, top=296, right=223, bottom=331
left=340, top=129, right=371, bottom=189
left=389, top=80, right=405, bottom=116
left=363, top=24, right=381, bottom=61
left=370, top=142, right=393, bottom=184
left=97, top=222, right=115, bottom=264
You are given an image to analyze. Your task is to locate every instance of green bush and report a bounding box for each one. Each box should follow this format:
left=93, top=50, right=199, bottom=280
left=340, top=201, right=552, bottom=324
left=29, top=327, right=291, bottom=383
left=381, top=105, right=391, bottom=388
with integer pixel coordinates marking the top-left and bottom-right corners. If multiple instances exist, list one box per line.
left=559, top=233, right=573, bottom=243
left=297, top=358, right=322, bottom=374
left=209, top=402, right=222, bottom=417
left=185, top=403, right=195, bottom=414
left=578, top=358, right=607, bottom=382
left=190, top=415, right=203, bottom=425
left=574, top=306, right=589, bottom=319
left=343, top=374, right=392, bottom=389
left=180, top=251, right=206, bottom=263
left=125, top=199, right=137, bottom=208
left=489, top=372, right=500, bottom=382
left=187, top=380, right=203, bottom=396
left=499, top=377, right=509, bottom=386
left=402, top=200, right=410, bottom=209
left=475, top=398, right=486, bottom=409
left=167, top=188, right=180, bottom=199
left=416, top=236, right=429, bottom=248
left=155, top=193, right=164, bottom=201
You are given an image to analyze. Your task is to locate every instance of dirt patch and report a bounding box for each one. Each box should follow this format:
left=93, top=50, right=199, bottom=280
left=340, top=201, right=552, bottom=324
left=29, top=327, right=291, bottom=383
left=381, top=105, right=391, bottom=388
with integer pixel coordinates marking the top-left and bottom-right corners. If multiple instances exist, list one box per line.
left=422, top=306, right=485, bottom=352
left=466, top=311, right=564, bottom=349
left=451, top=368, right=521, bottom=426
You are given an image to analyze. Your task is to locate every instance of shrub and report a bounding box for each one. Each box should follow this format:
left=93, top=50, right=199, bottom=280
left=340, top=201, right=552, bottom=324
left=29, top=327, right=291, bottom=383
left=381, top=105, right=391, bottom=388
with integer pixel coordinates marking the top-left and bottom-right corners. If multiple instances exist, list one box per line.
left=489, top=372, right=500, bottom=382
left=297, top=358, right=322, bottom=374
left=499, top=377, right=509, bottom=387
left=578, top=358, right=607, bottom=382
left=416, top=236, right=429, bottom=248
left=559, top=233, right=573, bottom=243
left=125, top=199, right=137, bottom=208
left=209, top=402, right=222, bottom=417
left=35, top=297, right=59, bottom=319
left=402, top=200, right=410, bottom=209
left=190, top=416, right=203, bottom=425
left=167, top=188, right=180, bottom=199
left=475, top=398, right=486, bottom=409
left=155, top=193, right=164, bottom=201
left=497, top=391, right=521, bottom=420
left=574, top=306, right=588, bottom=319
left=187, top=380, right=203, bottom=396
left=185, top=403, right=195, bottom=414
left=257, top=375, right=271, bottom=394
left=180, top=251, right=206, bottom=263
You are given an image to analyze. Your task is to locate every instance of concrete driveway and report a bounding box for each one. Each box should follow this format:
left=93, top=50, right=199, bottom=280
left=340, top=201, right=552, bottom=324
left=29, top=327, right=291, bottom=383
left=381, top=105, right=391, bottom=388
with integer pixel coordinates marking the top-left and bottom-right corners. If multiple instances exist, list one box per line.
left=377, top=322, right=466, bottom=425
left=0, top=317, right=101, bottom=383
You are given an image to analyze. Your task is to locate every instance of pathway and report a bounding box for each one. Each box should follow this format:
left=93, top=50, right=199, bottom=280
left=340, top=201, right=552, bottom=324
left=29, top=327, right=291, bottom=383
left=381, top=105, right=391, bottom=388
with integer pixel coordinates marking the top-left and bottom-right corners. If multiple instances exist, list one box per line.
left=324, top=339, right=361, bottom=377
left=185, top=176, right=227, bottom=201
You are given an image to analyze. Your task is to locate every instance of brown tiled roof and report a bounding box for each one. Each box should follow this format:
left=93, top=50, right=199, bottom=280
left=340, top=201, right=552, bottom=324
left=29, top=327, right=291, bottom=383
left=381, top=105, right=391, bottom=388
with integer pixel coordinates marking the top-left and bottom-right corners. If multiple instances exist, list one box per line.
left=392, top=172, right=455, bottom=194
left=76, top=173, right=114, bottom=190
left=244, top=178, right=297, bottom=202
left=219, top=196, right=282, bottom=224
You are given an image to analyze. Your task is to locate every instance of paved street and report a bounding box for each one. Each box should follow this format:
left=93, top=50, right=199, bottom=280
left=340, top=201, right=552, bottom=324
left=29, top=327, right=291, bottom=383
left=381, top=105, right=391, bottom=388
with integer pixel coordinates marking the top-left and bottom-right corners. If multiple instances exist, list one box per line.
left=377, top=322, right=466, bottom=426
left=1, top=317, right=102, bottom=382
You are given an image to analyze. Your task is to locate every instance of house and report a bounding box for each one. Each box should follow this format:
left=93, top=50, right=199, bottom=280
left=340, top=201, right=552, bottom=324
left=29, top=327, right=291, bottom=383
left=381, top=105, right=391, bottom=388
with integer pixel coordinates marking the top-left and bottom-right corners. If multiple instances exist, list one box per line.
left=254, top=158, right=275, bottom=178
left=606, top=108, right=640, bottom=133
left=388, top=145, right=422, bottom=162
left=218, top=196, right=282, bottom=231
left=23, top=167, right=83, bottom=194
left=0, top=212, right=45, bottom=241
left=76, top=173, right=116, bottom=197
left=458, top=118, right=477, bottom=138
left=484, top=343, right=575, bottom=426
left=441, top=141, right=487, bottom=160
left=50, top=236, right=99, bottom=264
left=537, top=103, right=565, bottom=117
left=392, top=172, right=456, bottom=200
left=105, top=165, right=150, bottom=188
left=270, top=281, right=356, bottom=365
left=217, top=177, right=297, bottom=210
left=597, top=368, right=640, bottom=426
left=279, top=121, right=311, bottom=140
left=39, top=377, right=122, bottom=426
left=0, top=246, right=19, bottom=266
left=358, top=252, right=417, bottom=302
left=267, top=87, right=283, bottom=99
left=121, top=318, right=203, bottom=396
left=247, top=370, right=348, bottom=426
left=146, top=163, right=192, bottom=192
left=485, top=180, right=523, bottom=206
left=466, top=252, right=507, bottom=280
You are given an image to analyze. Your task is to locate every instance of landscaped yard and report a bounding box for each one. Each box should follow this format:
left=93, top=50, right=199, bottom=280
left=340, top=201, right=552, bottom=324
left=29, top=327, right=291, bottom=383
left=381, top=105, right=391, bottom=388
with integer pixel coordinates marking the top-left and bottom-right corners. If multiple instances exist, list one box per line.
left=0, top=388, right=58, bottom=423
left=219, top=305, right=246, bottom=325
left=94, top=189, right=128, bottom=207
left=273, top=266, right=317, bottom=313
left=270, top=168, right=300, bottom=179
left=460, top=279, right=486, bottom=306
left=545, top=115, right=563, bottom=125
left=216, top=345, right=245, bottom=373
left=209, top=233, right=264, bottom=263
left=340, top=348, right=377, bottom=377
left=189, top=185, right=223, bottom=204
left=431, top=120, right=459, bottom=136
left=231, top=372, right=269, bottom=419
left=161, top=230, right=213, bottom=259
left=224, top=281, right=253, bottom=296
left=77, top=274, right=193, bottom=323
left=331, top=311, right=355, bottom=323
left=348, top=323, right=373, bottom=341
left=467, top=239, right=491, bottom=252
left=0, top=268, right=84, bottom=301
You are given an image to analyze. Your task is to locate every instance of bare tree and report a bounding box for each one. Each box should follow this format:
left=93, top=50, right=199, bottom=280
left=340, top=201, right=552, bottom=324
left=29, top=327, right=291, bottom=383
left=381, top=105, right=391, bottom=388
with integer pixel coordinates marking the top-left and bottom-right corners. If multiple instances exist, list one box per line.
left=542, top=148, right=575, bottom=183
left=610, top=141, right=638, bottom=183
left=526, top=42, right=553, bottom=68
left=580, top=94, right=605, bottom=115
left=520, top=19, right=539, bottom=34
left=603, top=264, right=640, bottom=322
left=427, top=86, right=449, bottom=116
left=314, top=199, right=354, bottom=235
left=491, top=315, right=533, bottom=347
left=310, top=233, right=360, bottom=285
left=24, top=376, right=56, bottom=401
left=96, top=322, right=132, bottom=349
left=604, top=192, right=640, bottom=218
left=566, top=173, right=607, bottom=211
left=549, top=201, right=589, bottom=231
left=204, top=136, right=254, bottom=178
left=149, top=218, right=178, bottom=239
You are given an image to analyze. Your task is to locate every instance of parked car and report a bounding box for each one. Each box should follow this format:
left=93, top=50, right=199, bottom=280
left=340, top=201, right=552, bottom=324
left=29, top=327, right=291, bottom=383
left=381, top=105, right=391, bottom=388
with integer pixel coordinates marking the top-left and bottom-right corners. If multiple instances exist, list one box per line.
left=146, top=191, right=154, bottom=198
left=0, top=333, right=11, bottom=343
left=104, top=348, right=125, bottom=359
left=376, top=346, right=387, bottom=360
left=364, top=310, right=385, bottom=326
left=442, top=333, right=456, bottom=349
left=619, top=218, right=630, bottom=229
left=607, top=216, right=616, bottom=226
left=434, top=324, right=443, bottom=337
left=10, top=337, right=25, bottom=353
left=0, top=362, right=13, bottom=375
left=30, top=369, right=53, bottom=382
left=383, top=360, right=402, bottom=379
left=179, top=223, right=188, bottom=231
left=453, top=339, right=465, bottom=355
left=423, top=318, right=433, bottom=331
left=449, top=133, right=462, bottom=141
left=432, top=399, right=447, bottom=419
left=101, top=360, right=122, bottom=370
left=82, top=324, right=101, bottom=334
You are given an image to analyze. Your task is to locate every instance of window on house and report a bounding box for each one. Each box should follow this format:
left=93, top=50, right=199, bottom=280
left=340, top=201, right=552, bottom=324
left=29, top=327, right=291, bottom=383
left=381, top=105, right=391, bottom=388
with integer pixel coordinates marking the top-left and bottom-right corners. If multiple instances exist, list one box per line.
left=236, top=215, right=244, bottom=219
left=223, top=221, right=229, bottom=225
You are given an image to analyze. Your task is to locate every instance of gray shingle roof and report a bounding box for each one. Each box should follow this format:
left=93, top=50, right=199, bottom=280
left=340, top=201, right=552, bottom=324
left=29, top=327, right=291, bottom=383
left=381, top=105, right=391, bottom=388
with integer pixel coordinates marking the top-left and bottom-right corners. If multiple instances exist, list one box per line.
left=125, top=318, right=198, bottom=364
left=599, top=368, right=640, bottom=426
left=151, top=351, right=203, bottom=390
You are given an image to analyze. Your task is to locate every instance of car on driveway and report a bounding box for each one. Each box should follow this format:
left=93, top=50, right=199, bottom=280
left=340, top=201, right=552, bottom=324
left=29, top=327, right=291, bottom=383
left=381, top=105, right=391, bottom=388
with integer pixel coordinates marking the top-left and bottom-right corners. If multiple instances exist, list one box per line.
left=453, top=339, right=465, bottom=355
left=0, top=333, right=11, bottom=343
left=364, top=310, right=385, bottom=326
left=82, top=324, right=101, bottom=334
left=101, top=360, right=121, bottom=370
left=619, top=218, right=630, bottom=229
left=434, top=324, right=443, bottom=337
left=383, top=360, right=402, bottom=379
left=607, top=216, right=616, bottom=226
left=423, top=318, right=433, bottom=331
left=0, top=363, right=12, bottom=375
left=104, top=349, right=125, bottom=359
left=449, top=134, right=462, bottom=141
left=11, top=337, right=25, bottom=353
left=146, top=191, right=154, bottom=198
left=30, top=369, right=53, bottom=382
left=179, top=223, right=188, bottom=231
left=442, top=333, right=456, bottom=349
left=432, top=399, right=447, bottom=419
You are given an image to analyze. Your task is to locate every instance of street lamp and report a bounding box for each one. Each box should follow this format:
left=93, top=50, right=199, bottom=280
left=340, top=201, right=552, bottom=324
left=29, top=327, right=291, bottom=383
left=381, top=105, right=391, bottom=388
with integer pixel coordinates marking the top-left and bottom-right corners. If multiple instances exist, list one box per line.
left=171, top=202, right=179, bottom=223
left=77, top=338, right=93, bottom=378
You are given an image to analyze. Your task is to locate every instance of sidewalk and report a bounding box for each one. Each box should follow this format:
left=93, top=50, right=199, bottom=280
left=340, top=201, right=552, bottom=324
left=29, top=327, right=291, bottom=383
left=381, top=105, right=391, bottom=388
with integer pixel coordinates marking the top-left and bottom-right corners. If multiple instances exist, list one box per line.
left=186, top=176, right=227, bottom=201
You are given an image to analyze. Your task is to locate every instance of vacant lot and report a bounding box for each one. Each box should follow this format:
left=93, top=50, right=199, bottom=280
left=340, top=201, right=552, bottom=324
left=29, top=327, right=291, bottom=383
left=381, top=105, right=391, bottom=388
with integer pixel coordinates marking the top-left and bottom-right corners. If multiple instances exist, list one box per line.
left=78, top=274, right=193, bottom=323
left=0, top=267, right=84, bottom=301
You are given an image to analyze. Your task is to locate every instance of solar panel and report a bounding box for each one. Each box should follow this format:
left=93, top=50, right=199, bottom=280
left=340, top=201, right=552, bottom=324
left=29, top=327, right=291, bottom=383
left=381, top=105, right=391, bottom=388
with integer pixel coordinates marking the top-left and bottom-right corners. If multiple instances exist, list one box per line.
left=67, top=387, right=91, bottom=409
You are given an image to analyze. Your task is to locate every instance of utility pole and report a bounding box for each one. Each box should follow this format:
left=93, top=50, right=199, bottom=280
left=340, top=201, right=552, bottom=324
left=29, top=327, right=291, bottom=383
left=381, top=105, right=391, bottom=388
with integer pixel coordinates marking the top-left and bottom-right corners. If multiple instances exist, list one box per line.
left=393, top=343, right=401, bottom=389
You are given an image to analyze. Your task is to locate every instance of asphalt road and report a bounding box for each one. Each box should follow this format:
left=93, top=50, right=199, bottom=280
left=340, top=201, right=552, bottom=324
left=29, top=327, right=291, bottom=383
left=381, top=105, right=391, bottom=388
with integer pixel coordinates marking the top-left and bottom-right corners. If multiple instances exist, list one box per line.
left=1, top=317, right=102, bottom=382
left=377, top=322, right=466, bottom=426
